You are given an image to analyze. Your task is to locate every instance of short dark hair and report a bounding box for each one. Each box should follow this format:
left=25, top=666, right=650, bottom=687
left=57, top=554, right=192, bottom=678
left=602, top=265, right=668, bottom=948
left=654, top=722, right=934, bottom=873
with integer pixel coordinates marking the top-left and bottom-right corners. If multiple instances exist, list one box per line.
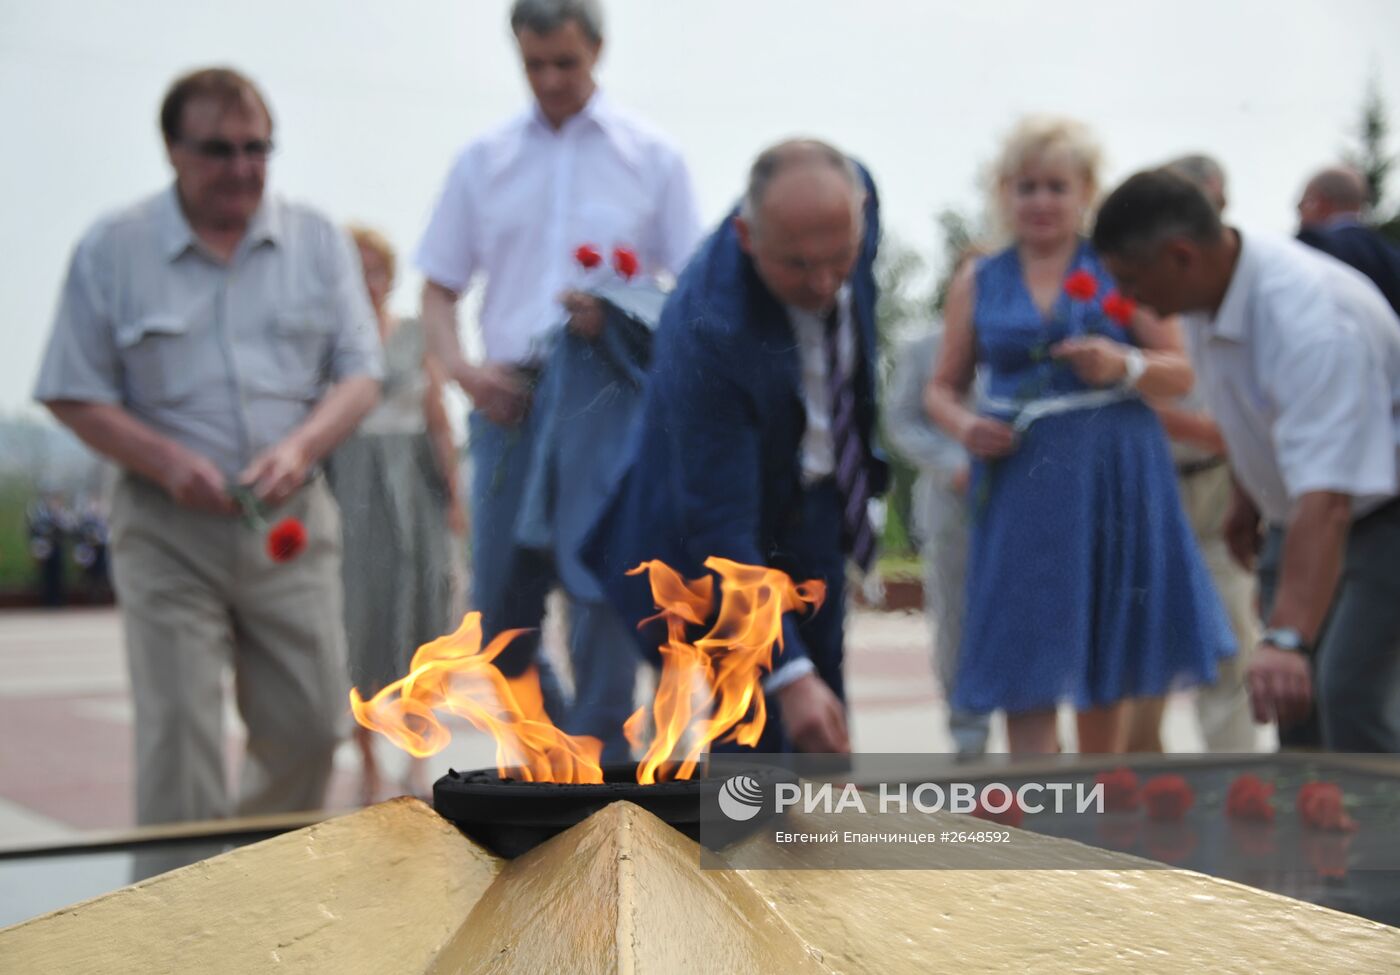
left=159, top=67, right=272, bottom=143
left=1092, top=168, right=1224, bottom=260
left=510, top=0, right=604, bottom=45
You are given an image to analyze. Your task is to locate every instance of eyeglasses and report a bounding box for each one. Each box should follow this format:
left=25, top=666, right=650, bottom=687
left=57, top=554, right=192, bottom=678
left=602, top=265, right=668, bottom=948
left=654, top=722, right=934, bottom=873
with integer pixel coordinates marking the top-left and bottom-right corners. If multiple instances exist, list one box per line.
left=179, top=138, right=274, bottom=162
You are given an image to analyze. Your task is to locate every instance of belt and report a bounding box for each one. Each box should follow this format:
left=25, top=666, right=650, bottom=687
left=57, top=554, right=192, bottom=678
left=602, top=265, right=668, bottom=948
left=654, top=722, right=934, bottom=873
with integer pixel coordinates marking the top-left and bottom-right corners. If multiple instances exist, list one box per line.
left=1175, top=455, right=1226, bottom=478
left=979, top=388, right=1138, bottom=434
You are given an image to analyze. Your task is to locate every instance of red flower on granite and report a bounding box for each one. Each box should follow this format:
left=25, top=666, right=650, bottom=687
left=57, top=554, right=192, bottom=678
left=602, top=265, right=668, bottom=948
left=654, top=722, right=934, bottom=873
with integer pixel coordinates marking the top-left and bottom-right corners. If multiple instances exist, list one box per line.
left=1063, top=269, right=1098, bottom=301
left=1101, top=290, right=1136, bottom=327
left=1141, top=774, right=1194, bottom=822
left=1296, top=782, right=1357, bottom=833
left=1225, top=773, right=1276, bottom=822
left=970, top=788, right=1025, bottom=828
left=574, top=244, right=603, bottom=269
left=1095, top=768, right=1141, bottom=813
left=612, top=246, right=640, bottom=281
left=267, top=517, right=308, bottom=563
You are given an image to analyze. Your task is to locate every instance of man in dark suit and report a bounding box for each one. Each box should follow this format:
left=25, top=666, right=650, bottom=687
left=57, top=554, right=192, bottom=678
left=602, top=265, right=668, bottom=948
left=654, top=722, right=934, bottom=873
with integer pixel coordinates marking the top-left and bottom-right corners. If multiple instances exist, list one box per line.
left=1297, top=165, right=1400, bottom=315
left=585, top=139, right=885, bottom=753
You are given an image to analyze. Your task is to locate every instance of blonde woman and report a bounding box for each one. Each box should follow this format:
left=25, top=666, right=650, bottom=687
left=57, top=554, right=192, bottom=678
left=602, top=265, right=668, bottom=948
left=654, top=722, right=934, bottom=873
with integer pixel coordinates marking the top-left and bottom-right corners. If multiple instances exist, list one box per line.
left=329, top=226, right=463, bottom=801
left=924, top=117, right=1234, bottom=755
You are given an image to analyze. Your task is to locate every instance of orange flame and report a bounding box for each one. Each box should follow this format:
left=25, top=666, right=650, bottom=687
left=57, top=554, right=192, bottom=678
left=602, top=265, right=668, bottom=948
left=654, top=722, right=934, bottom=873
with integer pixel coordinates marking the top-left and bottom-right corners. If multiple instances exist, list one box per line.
left=350, top=613, right=604, bottom=784
left=350, top=559, right=823, bottom=784
left=627, top=558, right=824, bottom=783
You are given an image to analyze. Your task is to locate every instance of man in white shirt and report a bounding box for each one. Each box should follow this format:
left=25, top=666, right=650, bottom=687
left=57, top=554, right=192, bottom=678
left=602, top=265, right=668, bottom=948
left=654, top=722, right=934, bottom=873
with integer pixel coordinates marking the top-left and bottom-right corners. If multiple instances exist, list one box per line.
left=416, top=0, right=702, bottom=762
left=1093, top=168, right=1400, bottom=753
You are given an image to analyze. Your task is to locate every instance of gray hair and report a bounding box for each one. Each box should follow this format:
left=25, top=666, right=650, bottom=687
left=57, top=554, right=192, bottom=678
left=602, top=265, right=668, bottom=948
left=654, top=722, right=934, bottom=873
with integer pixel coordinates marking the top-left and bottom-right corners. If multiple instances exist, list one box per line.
left=740, top=139, right=864, bottom=229
left=1164, top=153, right=1227, bottom=212
left=510, top=0, right=604, bottom=44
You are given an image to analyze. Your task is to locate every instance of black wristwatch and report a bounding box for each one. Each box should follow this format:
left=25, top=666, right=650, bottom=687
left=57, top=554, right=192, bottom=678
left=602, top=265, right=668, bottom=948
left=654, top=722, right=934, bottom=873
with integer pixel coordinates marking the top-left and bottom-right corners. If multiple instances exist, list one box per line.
left=1261, top=627, right=1309, bottom=654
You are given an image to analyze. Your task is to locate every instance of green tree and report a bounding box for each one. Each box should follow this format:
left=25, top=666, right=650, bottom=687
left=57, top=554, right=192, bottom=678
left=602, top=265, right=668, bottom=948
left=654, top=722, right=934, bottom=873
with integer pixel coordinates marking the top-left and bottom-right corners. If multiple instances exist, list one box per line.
left=1344, top=76, right=1400, bottom=243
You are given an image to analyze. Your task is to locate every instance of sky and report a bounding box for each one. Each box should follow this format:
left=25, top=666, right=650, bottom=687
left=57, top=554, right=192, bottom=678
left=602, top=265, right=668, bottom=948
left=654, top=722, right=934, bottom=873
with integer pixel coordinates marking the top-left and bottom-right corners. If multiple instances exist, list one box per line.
left=3, top=0, right=1398, bottom=417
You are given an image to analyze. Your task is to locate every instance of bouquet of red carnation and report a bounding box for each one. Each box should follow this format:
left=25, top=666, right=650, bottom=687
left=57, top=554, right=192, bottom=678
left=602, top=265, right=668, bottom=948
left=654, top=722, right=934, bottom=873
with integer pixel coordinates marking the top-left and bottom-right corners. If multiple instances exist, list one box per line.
left=1225, top=773, right=1276, bottom=822
left=1141, top=774, right=1195, bottom=822
left=1296, top=781, right=1357, bottom=833
left=1095, top=767, right=1142, bottom=813
left=231, top=486, right=307, bottom=564
left=573, top=242, right=641, bottom=281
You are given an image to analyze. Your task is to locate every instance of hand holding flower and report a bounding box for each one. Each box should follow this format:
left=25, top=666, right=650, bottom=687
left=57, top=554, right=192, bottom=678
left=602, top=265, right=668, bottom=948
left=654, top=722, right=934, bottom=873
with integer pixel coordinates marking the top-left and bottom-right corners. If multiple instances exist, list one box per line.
left=1049, top=336, right=1129, bottom=387
left=559, top=289, right=605, bottom=340
left=239, top=438, right=311, bottom=508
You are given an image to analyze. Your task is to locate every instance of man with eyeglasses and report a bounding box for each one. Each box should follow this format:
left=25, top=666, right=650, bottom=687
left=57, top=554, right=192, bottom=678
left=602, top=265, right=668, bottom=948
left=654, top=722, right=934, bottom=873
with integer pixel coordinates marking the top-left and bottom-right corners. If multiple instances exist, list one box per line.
left=34, top=67, right=383, bottom=833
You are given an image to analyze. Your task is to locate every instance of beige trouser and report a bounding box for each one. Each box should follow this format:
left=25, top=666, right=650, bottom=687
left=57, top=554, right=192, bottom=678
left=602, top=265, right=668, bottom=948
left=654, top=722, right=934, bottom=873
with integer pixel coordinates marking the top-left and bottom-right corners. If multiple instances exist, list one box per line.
left=1178, top=462, right=1259, bottom=751
left=110, top=473, right=349, bottom=826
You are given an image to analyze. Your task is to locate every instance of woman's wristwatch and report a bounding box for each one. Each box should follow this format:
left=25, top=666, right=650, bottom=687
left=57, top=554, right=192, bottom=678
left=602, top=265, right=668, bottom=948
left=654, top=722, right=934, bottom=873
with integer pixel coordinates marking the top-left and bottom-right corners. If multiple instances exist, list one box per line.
left=1261, top=626, right=1309, bottom=654
left=1120, top=347, right=1148, bottom=389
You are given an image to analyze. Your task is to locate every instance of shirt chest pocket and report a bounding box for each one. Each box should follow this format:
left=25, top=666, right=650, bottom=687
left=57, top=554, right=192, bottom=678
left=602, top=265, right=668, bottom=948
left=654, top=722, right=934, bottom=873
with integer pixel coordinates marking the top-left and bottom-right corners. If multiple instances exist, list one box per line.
left=115, top=313, right=206, bottom=406
left=251, top=303, right=337, bottom=401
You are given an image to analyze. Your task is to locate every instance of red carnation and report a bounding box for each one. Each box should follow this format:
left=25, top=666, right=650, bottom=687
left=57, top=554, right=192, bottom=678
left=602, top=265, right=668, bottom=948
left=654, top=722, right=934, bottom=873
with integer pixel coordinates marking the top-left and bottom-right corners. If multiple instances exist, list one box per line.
left=1141, top=774, right=1195, bottom=822
left=1063, top=269, right=1098, bottom=301
left=574, top=244, right=603, bottom=269
left=1225, top=773, right=1275, bottom=823
left=1095, top=767, right=1141, bottom=813
left=267, top=517, right=307, bottom=563
left=612, top=245, right=640, bottom=281
left=970, top=788, right=1025, bottom=828
left=1296, top=781, right=1357, bottom=833
left=1102, top=290, right=1136, bottom=327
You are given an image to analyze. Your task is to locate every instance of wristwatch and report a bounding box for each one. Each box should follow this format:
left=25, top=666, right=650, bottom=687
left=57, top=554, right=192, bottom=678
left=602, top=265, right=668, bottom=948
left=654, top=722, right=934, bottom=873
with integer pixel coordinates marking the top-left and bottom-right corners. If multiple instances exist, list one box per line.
left=1261, top=627, right=1309, bottom=654
left=1120, top=347, right=1148, bottom=389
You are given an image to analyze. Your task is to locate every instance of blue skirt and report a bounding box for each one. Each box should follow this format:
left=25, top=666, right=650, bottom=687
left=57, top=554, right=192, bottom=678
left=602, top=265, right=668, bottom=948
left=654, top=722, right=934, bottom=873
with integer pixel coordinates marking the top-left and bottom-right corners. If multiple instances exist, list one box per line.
left=951, top=400, right=1235, bottom=714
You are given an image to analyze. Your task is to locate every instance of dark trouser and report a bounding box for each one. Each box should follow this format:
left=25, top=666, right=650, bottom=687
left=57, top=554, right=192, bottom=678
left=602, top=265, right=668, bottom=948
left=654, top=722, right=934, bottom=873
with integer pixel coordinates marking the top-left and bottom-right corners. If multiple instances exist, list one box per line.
left=720, top=479, right=849, bottom=754
left=1258, top=497, right=1400, bottom=752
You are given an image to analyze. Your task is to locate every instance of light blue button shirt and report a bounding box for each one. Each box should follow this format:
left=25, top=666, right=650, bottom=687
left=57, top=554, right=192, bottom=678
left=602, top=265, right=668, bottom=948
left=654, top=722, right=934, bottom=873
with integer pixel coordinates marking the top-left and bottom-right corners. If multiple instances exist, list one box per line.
left=34, top=186, right=383, bottom=478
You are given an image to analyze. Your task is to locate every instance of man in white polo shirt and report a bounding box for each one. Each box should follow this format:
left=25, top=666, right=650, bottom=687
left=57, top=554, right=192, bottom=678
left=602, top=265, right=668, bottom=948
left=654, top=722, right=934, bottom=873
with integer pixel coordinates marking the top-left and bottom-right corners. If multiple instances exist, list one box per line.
left=416, top=0, right=702, bottom=762
left=1093, top=168, right=1400, bottom=753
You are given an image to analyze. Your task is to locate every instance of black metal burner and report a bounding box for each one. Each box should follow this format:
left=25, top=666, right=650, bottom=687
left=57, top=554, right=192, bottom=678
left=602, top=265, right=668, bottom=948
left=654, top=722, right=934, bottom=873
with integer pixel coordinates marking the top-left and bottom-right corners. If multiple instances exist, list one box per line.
left=433, top=762, right=794, bottom=858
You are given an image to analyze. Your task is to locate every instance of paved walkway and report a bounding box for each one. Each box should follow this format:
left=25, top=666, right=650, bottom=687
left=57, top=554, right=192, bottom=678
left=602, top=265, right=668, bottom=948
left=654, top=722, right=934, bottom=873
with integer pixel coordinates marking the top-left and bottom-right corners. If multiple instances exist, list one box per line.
left=0, top=605, right=1243, bottom=847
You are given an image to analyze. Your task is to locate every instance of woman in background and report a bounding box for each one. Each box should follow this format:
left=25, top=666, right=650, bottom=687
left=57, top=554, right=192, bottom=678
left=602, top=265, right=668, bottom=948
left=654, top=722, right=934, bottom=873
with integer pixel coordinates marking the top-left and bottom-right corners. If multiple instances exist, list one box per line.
left=330, top=225, right=464, bottom=802
left=924, top=116, right=1233, bottom=755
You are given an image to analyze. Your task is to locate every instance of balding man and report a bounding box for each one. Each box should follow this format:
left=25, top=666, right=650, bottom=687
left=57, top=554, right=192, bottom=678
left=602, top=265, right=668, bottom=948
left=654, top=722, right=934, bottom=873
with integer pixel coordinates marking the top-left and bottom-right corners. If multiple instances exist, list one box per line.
left=585, top=140, right=886, bottom=753
left=1297, top=165, right=1400, bottom=315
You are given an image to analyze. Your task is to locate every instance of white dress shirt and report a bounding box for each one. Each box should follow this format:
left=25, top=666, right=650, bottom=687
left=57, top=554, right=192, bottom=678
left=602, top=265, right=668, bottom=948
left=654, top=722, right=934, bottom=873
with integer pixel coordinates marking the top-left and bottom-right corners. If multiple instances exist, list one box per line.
left=1181, top=233, right=1400, bottom=525
left=787, top=286, right=856, bottom=483
left=415, top=91, right=703, bottom=365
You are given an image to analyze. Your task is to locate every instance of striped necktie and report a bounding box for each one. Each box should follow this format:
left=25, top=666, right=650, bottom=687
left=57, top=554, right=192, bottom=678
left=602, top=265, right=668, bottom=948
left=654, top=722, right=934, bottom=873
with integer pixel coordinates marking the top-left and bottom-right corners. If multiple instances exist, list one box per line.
left=825, top=306, right=876, bottom=572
